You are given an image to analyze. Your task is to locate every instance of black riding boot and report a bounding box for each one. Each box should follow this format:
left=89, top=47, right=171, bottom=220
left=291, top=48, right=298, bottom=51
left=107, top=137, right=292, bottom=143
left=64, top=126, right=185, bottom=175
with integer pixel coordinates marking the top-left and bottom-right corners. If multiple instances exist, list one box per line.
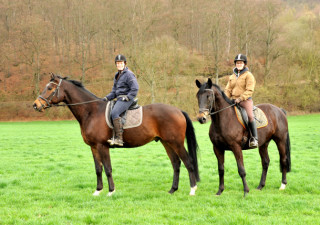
left=112, top=118, right=124, bottom=146
left=248, top=120, right=258, bottom=148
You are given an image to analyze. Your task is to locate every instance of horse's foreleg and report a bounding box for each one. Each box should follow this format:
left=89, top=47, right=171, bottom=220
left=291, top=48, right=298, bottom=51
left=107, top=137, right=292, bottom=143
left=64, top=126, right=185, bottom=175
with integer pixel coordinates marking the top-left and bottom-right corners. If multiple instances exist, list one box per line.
left=257, top=142, right=270, bottom=190
left=214, top=147, right=225, bottom=195
left=91, top=148, right=103, bottom=196
left=100, top=145, right=115, bottom=196
left=232, top=146, right=249, bottom=197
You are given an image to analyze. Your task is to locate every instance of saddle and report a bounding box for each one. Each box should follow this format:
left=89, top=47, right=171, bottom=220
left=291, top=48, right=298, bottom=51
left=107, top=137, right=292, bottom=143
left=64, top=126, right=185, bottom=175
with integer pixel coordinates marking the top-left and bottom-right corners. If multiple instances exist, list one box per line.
left=105, top=99, right=143, bottom=129
left=235, top=105, right=268, bottom=129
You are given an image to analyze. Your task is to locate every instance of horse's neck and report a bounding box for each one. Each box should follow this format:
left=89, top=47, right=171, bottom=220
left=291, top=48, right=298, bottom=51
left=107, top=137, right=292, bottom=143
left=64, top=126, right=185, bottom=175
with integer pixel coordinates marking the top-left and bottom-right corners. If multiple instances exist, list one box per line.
left=211, top=94, right=234, bottom=125
left=64, top=83, right=99, bottom=124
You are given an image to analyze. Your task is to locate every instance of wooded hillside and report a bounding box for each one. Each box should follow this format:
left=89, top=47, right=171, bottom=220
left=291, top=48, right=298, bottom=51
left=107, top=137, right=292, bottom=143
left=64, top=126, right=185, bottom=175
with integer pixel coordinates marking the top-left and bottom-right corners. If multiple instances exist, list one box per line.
left=0, top=0, right=319, bottom=120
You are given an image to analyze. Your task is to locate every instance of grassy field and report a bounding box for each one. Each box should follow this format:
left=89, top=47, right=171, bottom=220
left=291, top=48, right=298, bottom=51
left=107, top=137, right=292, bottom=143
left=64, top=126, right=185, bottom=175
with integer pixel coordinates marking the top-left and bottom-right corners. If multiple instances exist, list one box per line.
left=0, top=114, right=320, bottom=224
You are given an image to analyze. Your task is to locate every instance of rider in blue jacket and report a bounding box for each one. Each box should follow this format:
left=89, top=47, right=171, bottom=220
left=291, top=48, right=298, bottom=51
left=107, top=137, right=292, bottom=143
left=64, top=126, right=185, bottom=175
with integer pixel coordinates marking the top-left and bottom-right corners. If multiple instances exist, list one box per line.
left=104, top=54, right=139, bottom=146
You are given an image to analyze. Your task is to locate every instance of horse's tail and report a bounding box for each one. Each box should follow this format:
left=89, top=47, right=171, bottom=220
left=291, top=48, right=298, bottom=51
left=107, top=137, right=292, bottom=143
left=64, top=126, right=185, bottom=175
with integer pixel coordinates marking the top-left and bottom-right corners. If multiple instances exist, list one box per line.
left=280, top=108, right=291, bottom=172
left=284, top=131, right=291, bottom=172
left=182, top=111, right=200, bottom=182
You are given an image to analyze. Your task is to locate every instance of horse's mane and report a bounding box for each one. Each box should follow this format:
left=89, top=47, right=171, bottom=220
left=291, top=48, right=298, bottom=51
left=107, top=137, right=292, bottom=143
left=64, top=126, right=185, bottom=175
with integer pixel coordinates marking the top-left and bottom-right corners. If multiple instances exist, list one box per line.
left=211, top=83, right=234, bottom=105
left=51, top=75, right=99, bottom=98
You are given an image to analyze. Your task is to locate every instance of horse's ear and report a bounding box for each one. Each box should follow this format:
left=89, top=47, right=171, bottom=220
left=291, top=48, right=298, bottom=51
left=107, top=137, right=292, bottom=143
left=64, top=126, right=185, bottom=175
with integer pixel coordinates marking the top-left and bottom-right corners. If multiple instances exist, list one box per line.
left=50, top=72, right=55, bottom=79
left=195, top=80, right=202, bottom=88
left=208, top=78, right=213, bottom=88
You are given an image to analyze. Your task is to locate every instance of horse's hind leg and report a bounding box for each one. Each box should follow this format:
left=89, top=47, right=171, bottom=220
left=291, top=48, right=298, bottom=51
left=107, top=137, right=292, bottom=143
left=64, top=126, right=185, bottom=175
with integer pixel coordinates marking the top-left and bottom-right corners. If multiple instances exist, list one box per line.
left=165, top=142, right=198, bottom=195
left=213, top=146, right=225, bottom=195
left=257, top=141, right=270, bottom=190
left=275, top=139, right=288, bottom=190
left=162, top=142, right=181, bottom=194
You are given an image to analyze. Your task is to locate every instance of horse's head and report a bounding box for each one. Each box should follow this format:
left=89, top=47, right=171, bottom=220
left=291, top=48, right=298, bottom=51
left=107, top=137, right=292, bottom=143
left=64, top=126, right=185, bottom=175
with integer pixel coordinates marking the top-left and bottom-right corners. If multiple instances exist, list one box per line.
left=33, top=73, right=66, bottom=112
left=196, top=78, right=234, bottom=123
left=195, top=78, right=214, bottom=124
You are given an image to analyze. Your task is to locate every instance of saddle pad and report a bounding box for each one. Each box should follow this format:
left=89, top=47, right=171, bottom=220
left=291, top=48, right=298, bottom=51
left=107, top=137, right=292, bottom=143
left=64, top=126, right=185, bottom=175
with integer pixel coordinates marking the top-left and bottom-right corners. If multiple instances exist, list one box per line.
left=235, top=106, right=268, bottom=129
left=105, top=101, right=143, bottom=129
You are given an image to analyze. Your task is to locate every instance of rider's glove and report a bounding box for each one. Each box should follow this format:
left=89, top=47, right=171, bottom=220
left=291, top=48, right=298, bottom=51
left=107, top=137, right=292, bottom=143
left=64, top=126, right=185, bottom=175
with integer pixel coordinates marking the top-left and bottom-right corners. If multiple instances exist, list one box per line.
left=235, top=98, right=241, bottom=104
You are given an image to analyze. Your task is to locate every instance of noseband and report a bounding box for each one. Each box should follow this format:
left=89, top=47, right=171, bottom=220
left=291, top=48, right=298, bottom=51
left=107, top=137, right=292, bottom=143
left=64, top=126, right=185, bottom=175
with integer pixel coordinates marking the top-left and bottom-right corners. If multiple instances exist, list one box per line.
left=37, top=79, right=63, bottom=110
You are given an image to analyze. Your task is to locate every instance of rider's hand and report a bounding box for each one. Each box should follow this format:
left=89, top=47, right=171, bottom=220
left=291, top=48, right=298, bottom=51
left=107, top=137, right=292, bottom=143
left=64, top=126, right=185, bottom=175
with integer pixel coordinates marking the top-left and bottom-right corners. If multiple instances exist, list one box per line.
left=122, top=96, right=129, bottom=101
left=103, top=97, right=108, bottom=102
left=235, top=98, right=241, bottom=104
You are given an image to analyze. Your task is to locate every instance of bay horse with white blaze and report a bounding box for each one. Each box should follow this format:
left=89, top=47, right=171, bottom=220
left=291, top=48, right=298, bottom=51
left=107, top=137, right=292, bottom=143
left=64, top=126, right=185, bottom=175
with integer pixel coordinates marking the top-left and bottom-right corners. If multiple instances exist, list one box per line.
left=195, top=78, right=291, bottom=196
left=33, top=74, right=199, bottom=196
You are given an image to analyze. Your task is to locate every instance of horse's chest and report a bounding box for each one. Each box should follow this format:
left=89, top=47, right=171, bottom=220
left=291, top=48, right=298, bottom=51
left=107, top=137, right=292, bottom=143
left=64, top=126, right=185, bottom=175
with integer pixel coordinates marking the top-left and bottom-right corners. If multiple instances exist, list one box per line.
left=81, top=129, right=91, bottom=145
left=211, top=134, right=227, bottom=146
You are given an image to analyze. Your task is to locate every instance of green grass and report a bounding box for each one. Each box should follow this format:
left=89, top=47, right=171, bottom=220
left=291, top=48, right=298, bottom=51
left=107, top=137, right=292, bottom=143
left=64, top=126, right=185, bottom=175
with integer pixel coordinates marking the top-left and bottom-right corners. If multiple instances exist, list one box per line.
left=0, top=114, right=320, bottom=224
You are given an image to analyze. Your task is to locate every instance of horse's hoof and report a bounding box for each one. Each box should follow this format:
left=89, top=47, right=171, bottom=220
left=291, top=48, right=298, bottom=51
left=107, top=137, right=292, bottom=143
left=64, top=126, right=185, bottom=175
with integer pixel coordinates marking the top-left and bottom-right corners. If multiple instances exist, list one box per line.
left=168, top=188, right=178, bottom=194
left=279, top=183, right=286, bottom=190
left=256, top=185, right=264, bottom=190
left=244, top=192, right=249, bottom=198
left=189, top=185, right=197, bottom=196
left=107, top=190, right=115, bottom=196
left=93, top=189, right=102, bottom=196
left=216, top=189, right=224, bottom=196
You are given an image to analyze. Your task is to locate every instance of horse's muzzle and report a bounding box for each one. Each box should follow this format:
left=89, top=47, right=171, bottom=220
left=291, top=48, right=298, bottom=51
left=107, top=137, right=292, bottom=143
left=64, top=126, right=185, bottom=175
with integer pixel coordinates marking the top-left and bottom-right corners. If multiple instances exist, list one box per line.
left=33, top=99, right=45, bottom=112
left=197, top=112, right=208, bottom=124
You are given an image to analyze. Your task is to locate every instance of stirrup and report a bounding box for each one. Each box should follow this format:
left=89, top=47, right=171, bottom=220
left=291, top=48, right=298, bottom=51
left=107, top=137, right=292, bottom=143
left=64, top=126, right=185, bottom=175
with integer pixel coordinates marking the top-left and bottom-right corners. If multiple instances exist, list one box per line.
left=113, top=138, right=124, bottom=147
left=107, top=137, right=115, bottom=146
left=249, top=138, right=258, bottom=147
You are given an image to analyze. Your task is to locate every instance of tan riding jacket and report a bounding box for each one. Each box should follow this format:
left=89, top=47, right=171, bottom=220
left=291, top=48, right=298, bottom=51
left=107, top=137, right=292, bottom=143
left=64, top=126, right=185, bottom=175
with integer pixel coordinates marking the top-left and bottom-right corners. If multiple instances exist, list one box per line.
left=225, top=69, right=256, bottom=101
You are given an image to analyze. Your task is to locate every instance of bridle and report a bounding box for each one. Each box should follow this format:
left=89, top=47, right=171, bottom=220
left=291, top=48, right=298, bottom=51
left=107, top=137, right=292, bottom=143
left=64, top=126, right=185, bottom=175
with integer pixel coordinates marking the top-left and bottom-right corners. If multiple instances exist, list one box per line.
left=37, top=79, right=63, bottom=110
left=199, top=88, right=236, bottom=116
left=36, top=78, right=100, bottom=110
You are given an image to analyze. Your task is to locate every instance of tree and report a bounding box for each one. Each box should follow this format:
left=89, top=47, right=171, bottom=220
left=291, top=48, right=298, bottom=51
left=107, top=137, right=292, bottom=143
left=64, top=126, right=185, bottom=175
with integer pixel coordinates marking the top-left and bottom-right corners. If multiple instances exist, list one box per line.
left=258, top=0, right=283, bottom=85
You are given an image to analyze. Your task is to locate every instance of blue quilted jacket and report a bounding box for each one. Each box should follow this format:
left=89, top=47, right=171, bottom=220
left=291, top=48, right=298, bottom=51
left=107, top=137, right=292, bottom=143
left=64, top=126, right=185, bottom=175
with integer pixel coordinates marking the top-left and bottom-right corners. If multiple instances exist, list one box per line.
left=105, top=67, right=139, bottom=101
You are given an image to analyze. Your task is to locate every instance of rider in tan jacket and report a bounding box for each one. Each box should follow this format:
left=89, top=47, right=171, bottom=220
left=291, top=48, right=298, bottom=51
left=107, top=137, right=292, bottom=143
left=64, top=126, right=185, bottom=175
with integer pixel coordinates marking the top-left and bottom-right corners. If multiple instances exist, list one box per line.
left=225, top=54, right=258, bottom=148
left=225, top=69, right=255, bottom=101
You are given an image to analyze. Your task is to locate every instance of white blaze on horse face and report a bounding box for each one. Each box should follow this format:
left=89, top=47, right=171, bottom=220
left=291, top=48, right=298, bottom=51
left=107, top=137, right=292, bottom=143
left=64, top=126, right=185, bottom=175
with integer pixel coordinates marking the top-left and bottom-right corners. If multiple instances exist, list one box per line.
left=116, top=61, right=125, bottom=71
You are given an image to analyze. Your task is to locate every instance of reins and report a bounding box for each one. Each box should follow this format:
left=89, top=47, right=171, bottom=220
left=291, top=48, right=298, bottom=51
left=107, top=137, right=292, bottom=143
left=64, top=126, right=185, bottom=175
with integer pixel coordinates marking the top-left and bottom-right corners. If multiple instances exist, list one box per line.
left=202, top=88, right=236, bottom=116
left=52, top=99, right=101, bottom=107
left=209, top=103, right=236, bottom=115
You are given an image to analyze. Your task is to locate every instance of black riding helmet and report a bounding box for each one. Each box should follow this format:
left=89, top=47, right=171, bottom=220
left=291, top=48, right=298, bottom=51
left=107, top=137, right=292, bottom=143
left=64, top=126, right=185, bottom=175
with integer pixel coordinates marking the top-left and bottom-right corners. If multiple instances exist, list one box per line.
left=234, top=54, right=247, bottom=65
left=115, top=54, right=126, bottom=64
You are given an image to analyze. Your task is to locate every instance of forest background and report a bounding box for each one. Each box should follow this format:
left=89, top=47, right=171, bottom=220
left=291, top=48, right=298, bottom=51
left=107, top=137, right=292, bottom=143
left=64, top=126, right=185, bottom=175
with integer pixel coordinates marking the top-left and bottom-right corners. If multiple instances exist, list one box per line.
left=0, top=0, right=319, bottom=121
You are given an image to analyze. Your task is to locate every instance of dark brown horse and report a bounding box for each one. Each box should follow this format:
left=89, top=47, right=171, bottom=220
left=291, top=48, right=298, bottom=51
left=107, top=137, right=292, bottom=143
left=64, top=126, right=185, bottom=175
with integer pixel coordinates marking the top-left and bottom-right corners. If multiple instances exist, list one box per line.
left=195, top=78, right=291, bottom=196
left=33, top=74, right=199, bottom=196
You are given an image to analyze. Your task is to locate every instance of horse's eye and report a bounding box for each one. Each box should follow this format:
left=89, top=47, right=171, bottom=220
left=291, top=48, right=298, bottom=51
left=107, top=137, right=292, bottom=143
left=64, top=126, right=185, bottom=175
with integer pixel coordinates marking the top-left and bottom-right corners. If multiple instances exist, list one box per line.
left=48, top=87, right=52, bottom=91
